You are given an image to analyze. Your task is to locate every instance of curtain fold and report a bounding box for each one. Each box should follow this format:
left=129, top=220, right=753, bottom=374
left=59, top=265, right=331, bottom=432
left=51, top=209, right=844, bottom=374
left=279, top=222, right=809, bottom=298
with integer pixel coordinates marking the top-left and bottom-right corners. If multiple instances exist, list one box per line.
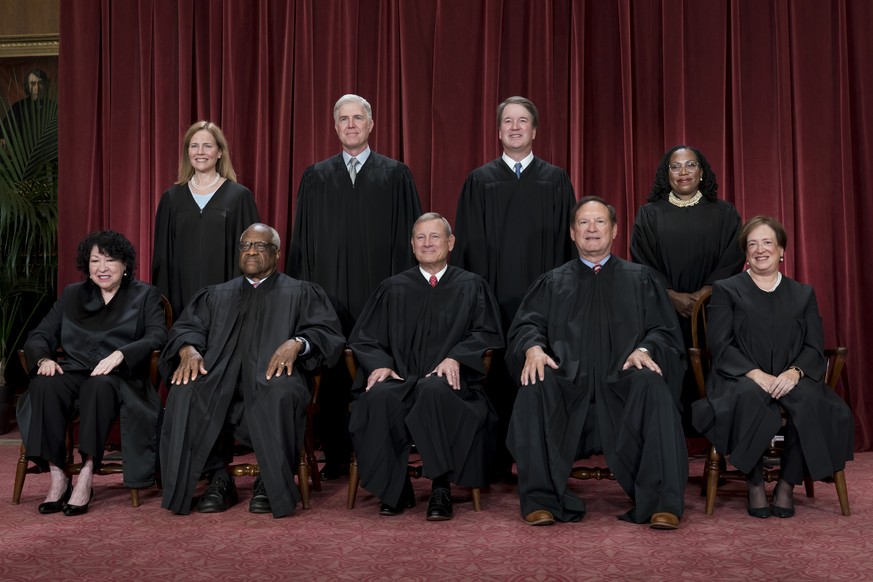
left=58, top=0, right=873, bottom=448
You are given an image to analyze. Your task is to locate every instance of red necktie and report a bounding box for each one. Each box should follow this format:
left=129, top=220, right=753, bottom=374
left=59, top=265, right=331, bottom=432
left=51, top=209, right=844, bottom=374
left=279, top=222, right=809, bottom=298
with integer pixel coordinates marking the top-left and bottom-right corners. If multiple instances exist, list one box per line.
left=429, top=275, right=437, bottom=287
left=252, top=281, right=260, bottom=288
left=593, top=264, right=602, bottom=274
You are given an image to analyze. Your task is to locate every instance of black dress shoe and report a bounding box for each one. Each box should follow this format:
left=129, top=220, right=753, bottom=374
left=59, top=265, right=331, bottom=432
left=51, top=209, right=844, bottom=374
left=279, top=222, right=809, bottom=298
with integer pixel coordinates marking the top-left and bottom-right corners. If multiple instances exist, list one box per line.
left=39, top=479, right=72, bottom=515
left=320, top=462, right=349, bottom=481
left=248, top=475, right=271, bottom=514
left=197, top=475, right=238, bottom=513
left=63, top=489, right=93, bottom=517
left=426, top=488, right=453, bottom=521
left=379, top=478, right=416, bottom=516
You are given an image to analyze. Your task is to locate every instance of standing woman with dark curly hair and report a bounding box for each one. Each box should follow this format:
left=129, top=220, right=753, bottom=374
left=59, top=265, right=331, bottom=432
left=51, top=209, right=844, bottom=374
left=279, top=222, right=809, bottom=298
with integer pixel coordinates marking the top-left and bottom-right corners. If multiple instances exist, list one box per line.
left=17, top=231, right=167, bottom=515
left=630, top=145, right=744, bottom=426
left=152, top=121, right=259, bottom=319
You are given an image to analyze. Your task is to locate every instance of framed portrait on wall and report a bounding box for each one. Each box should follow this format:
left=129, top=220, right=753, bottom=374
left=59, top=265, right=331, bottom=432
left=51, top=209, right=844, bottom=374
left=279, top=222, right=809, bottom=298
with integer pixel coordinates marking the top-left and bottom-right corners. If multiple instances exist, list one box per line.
left=0, top=34, right=58, bottom=119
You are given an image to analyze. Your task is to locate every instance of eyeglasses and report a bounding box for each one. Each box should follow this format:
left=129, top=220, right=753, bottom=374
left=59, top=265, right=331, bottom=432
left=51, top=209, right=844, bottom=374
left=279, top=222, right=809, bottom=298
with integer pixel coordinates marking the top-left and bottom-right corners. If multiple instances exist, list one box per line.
left=668, top=161, right=700, bottom=173
left=238, top=241, right=277, bottom=252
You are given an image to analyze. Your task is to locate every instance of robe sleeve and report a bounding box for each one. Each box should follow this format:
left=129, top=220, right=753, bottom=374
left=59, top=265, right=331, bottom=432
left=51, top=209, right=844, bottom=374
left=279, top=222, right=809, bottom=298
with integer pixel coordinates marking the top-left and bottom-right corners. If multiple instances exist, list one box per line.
left=118, top=285, right=168, bottom=372
left=708, top=281, right=759, bottom=378
left=452, top=172, right=486, bottom=274
left=291, top=282, right=345, bottom=371
left=505, top=273, right=555, bottom=379
left=445, top=278, right=505, bottom=377
left=158, top=286, right=213, bottom=382
left=285, top=168, right=314, bottom=278
left=227, top=184, right=260, bottom=277
left=22, top=297, right=64, bottom=372
left=151, top=189, right=173, bottom=292
left=389, top=166, right=422, bottom=275
left=703, top=203, right=744, bottom=286
left=629, top=205, right=670, bottom=289
left=793, top=287, right=826, bottom=382
left=348, top=282, right=396, bottom=378
left=636, top=269, right=686, bottom=396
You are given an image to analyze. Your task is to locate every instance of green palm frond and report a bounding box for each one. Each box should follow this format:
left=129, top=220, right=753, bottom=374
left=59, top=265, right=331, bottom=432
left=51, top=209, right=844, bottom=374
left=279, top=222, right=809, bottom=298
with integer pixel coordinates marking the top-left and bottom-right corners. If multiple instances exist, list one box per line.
left=0, top=74, right=58, bottom=360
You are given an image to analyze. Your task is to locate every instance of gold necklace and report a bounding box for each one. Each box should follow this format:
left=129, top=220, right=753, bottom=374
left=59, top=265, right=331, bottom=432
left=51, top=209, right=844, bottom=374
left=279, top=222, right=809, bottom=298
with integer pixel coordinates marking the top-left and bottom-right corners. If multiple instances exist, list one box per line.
left=668, top=191, right=703, bottom=208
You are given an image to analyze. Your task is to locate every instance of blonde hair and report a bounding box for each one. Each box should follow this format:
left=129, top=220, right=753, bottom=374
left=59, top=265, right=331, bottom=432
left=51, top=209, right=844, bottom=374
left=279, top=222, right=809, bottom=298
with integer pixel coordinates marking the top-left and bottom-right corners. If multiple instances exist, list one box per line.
left=176, top=121, right=238, bottom=184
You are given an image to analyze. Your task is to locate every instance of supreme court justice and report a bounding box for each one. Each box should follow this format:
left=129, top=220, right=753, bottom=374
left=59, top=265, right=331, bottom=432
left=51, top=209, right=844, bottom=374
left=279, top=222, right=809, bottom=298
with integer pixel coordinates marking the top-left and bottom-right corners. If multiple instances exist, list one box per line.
left=692, top=216, right=853, bottom=519
left=630, top=145, right=743, bottom=430
left=508, top=196, right=687, bottom=529
left=159, top=224, right=344, bottom=518
left=453, top=96, right=576, bottom=475
left=286, top=94, right=422, bottom=478
left=348, top=213, right=503, bottom=520
left=153, top=121, right=259, bottom=319
left=17, top=230, right=166, bottom=516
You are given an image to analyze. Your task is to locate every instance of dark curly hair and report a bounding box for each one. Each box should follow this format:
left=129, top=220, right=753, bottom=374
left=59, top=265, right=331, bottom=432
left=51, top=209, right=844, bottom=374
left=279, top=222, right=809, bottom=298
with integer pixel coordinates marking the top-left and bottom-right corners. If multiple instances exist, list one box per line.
left=76, top=230, right=137, bottom=281
left=646, top=145, right=719, bottom=203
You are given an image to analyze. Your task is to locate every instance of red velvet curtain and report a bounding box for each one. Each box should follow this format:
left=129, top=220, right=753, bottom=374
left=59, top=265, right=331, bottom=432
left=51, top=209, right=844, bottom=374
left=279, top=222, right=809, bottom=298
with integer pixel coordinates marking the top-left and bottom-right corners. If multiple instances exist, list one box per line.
left=58, top=0, right=873, bottom=448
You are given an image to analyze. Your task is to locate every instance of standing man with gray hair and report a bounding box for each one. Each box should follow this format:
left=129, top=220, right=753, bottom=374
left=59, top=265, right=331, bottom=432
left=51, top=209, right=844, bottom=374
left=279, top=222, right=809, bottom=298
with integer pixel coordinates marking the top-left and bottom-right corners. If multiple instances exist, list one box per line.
left=286, top=94, right=423, bottom=480
left=453, top=96, right=576, bottom=479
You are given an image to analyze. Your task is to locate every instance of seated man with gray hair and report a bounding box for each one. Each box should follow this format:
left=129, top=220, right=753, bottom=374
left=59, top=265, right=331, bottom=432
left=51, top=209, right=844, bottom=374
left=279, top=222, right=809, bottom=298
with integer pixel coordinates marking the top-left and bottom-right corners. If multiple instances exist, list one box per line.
left=349, top=213, right=503, bottom=520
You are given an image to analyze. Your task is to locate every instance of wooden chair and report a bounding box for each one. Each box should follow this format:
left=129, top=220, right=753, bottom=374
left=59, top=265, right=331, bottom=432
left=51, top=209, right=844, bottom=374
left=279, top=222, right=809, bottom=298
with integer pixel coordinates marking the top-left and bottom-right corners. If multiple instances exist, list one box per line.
left=227, top=369, right=323, bottom=510
left=345, top=348, right=491, bottom=512
left=687, top=288, right=851, bottom=516
left=12, top=294, right=173, bottom=508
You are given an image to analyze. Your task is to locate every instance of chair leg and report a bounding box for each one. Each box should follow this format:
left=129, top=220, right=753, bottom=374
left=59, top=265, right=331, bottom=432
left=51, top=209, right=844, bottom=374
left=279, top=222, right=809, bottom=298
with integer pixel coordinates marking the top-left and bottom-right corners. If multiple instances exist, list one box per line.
left=298, top=451, right=311, bottom=509
left=472, top=487, right=481, bottom=512
left=12, top=443, right=28, bottom=504
left=803, top=477, right=815, bottom=498
left=704, top=446, right=721, bottom=515
left=304, top=439, right=321, bottom=493
left=833, top=470, right=850, bottom=516
left=129, top=488, right=141, bottom=507
left=347, top=455, right=359, bottom=510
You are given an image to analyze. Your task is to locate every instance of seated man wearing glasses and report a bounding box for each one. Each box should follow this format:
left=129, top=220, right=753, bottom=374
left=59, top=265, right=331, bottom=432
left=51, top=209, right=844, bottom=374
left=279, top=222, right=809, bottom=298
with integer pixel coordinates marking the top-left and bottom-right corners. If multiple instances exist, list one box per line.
left=159, top=223, right=345, bottom=518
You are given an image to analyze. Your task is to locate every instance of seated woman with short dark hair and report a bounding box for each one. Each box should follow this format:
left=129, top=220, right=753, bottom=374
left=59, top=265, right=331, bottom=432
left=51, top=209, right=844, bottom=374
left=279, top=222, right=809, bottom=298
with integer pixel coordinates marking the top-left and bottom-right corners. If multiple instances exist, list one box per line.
left=17, top=230, right=167, bottom=516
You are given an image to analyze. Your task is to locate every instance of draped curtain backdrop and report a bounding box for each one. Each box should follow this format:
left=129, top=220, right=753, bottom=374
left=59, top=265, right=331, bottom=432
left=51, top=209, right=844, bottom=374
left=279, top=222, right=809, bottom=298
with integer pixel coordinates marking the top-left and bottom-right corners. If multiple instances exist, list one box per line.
left=58, top=0, right=873, bottom=448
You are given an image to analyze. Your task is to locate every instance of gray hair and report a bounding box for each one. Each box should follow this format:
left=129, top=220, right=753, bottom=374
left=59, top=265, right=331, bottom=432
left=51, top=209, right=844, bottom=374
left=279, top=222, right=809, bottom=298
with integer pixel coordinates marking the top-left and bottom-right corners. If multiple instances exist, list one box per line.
left=412, top=212, right=452, bottom=237
left=333, top=94, right=373, bottom=123
left=241, top=223, right=281, bottom=247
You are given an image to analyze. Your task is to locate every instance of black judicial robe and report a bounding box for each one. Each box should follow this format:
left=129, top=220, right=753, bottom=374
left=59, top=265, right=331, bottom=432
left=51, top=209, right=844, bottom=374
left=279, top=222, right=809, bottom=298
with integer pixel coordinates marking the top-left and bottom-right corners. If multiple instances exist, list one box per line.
left=630, top=198, right=743, bottom=296
left=17, top=280, right=167, bottom=487
left=152, top=181, right=259, bottom=319
left=692, top=273, right=853, bottom=480
left=506, top=258, right=687, bottom=523
left=348, top=266, right=504, bottom=506
left=158, top=273, right=344, bottom=517
left=453, top=157, right=576, bottom=329
left=286, top=152, right=422, bottom=334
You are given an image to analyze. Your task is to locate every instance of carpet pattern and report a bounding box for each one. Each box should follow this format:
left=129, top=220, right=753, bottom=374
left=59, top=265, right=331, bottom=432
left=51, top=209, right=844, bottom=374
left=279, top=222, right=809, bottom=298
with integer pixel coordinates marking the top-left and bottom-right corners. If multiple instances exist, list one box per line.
left=1, top=437, right=871, bottom=581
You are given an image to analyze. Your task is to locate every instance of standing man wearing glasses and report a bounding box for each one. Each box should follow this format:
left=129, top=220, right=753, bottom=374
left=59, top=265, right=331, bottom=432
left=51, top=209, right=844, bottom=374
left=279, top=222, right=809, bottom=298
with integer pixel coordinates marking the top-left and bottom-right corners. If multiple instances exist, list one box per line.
left=160, top=223, right=345, bottom=518
left=286, top=94, right=422, bottom=481
left=453, top=96, right=576, bottom=479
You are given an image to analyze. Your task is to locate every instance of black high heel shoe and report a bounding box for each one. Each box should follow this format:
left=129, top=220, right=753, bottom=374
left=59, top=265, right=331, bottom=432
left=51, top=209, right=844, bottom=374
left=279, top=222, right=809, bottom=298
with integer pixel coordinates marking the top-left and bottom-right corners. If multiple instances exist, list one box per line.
left=771, top=480, right=795, bottom=518
left=38, top=478, right=72, bottom=514
left=63, top=488, right=93, bottom=517
left=747, top=489, right=770, bottom=519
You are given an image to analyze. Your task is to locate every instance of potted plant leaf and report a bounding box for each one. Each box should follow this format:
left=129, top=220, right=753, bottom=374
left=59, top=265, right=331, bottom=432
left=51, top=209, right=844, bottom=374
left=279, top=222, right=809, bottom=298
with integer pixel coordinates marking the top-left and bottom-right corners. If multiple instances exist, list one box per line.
left=0, top=69, right=58, bottom=433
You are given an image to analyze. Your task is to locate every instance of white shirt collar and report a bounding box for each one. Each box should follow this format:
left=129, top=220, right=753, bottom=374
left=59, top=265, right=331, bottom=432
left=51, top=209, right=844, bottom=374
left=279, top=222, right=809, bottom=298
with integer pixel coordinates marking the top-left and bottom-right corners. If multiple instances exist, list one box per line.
left=502, top=151, right=534, bottom=174
left=420, top=264, right=448, bottom=282
left=343, top=147, right=371, bottom=167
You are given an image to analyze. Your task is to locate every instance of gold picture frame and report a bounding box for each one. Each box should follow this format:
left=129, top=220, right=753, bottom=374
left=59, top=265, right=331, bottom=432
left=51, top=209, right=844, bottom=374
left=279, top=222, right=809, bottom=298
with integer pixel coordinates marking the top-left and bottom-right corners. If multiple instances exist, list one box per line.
left=0, top=34, right=59, bottom=58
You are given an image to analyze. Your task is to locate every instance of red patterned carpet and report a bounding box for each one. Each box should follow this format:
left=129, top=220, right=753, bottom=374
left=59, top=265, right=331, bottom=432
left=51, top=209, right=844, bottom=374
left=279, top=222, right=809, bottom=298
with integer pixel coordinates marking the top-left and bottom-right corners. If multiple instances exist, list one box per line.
left=1, top=432, right=871, bottom=581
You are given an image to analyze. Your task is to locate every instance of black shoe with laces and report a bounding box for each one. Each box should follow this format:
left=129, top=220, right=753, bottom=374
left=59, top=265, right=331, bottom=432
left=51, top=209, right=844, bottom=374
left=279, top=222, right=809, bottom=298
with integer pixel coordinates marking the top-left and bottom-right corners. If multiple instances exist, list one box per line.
left=197, top=475, right=238, bottom=513
left=248, top=475, right=271, bottom=514
left=426, top=487, right=453, bottom=521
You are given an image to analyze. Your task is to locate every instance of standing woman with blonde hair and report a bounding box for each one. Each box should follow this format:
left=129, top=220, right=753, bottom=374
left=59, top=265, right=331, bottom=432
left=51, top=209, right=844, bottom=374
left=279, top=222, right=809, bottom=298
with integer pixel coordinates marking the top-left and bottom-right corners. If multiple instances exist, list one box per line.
left=152, top=121, right=259, bottom=318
